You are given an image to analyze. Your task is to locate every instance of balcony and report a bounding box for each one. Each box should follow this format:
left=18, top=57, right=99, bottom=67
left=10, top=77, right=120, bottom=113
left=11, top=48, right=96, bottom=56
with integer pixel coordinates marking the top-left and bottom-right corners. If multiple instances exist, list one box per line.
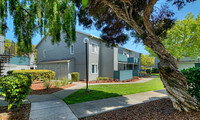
left=128, top=57, right=139, bottom=64
left=118, top=54, right=127, bottom=62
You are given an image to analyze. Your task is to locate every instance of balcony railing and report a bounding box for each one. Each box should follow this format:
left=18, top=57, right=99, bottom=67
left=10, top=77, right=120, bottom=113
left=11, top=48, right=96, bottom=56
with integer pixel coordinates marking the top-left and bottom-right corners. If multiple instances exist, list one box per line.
left=118, top=54, right=139, bottom=64
left=128, top=57, right=139, bottom=64
left=118, top=54, right=127, bottom=62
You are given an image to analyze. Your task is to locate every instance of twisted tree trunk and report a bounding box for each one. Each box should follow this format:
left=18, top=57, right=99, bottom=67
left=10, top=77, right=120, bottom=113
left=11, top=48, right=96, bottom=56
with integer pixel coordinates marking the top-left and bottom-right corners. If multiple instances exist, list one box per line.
left=143, top=36, right=200, bottom=112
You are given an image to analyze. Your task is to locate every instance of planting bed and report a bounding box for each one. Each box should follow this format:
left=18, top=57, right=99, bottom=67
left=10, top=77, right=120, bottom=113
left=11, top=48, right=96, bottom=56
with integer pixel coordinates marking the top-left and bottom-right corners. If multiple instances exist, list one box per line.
left=0, top=104, right=31, bottom=120
left=30, top=81, right=75, bottom=95
left=81, top=98, right=200, bottom=120
left=80, top=77, right=141, bottom=84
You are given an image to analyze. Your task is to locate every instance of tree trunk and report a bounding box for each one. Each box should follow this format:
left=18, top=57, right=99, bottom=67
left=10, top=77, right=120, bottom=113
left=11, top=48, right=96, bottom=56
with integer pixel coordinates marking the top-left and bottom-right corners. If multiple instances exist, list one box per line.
left=143, top=36, right=200, bottom=112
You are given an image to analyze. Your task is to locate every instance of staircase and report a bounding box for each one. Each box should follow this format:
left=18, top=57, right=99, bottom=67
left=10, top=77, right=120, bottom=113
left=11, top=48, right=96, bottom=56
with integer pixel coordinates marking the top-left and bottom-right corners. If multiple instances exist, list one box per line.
left=0, top=41, right=15, bottom=76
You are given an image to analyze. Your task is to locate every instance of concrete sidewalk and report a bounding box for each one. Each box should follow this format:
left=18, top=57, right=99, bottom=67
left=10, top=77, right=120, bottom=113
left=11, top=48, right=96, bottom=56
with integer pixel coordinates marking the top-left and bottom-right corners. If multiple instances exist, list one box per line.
left=29, top=100, right=78, bottom=120
left=28, top=82, right=85, bottom=120
left=69, top=89, right=168, bottom=119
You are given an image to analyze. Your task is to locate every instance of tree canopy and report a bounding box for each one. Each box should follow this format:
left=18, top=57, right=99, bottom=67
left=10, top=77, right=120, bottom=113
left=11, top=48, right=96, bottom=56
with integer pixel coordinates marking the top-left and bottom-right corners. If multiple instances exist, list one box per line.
left=146, top=13, right=200, bottom=62
left=141, top=54, right=155, bottom=68
left=0, top=0, right=76, bottom=54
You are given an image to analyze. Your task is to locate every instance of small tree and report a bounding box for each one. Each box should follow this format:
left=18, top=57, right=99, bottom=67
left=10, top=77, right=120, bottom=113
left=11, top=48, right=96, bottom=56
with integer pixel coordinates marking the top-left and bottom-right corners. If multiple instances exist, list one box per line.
left=146, top=13, right=200, bottom=63
left=141, top=54, right=155, bottom=69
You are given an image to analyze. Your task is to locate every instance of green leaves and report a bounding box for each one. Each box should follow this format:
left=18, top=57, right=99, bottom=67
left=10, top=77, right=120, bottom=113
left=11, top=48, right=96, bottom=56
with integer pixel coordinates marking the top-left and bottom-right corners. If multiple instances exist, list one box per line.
left=146, top=13, right=200, bottom=62
left=181, top=67, right=200, bottom=101
left=82, top=0, right=89, bottom=8
left=1, top=0, right=77, bottom=53
left=0, top=75, right=32, bottom=109
left=141, top=54, right=155, bottom=68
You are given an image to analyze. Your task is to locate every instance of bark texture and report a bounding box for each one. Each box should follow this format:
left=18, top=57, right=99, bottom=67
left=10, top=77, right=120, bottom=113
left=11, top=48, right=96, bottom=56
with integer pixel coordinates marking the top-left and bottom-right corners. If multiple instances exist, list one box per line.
left=93, top=0, right=200, bottom=111
left=143, top=36, right=200, bottom=112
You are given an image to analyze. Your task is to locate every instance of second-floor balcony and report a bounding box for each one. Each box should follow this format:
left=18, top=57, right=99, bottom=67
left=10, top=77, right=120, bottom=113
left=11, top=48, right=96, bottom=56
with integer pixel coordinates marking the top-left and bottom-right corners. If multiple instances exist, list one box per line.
left=118, top=54, right=139, bottom=64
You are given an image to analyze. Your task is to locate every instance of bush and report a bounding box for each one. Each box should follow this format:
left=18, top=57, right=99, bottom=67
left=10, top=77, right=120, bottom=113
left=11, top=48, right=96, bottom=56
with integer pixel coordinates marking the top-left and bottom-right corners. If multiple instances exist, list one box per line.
left=71, top=72, right=79, bottom=82
left=55, top=81, right=60, bottom=88
left=103, top=77, right=109, bottom=80
left=0, top=75, right=32, bottom=109
left=146, top=69, right=152, bottom=74
left=152, top=68, right=159, bottom=73
left=61, top=78, right=68, bottom=86
left=139, top=71, right=147, bottom=77
left=8, top=70, right=55, bottom=81
left=43, top=79, right=52, bottom=89
left=181, top=67, right=200, bottom=101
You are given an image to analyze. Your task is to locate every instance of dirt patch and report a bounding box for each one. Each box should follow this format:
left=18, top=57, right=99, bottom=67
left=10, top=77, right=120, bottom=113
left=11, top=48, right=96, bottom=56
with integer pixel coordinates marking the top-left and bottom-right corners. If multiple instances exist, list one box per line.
left=30, top=81, right=75, bottom=95
left=0, top=104, right=31, bottom=120
left=80, top=98, right=200, bottom=120
left=80, top=77, right=141, bottom=84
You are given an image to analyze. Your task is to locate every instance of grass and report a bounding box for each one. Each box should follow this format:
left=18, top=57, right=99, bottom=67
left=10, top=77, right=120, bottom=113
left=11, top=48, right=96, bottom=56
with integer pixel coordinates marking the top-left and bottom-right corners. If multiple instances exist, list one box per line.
left=63, top=78, right=164, bottom=104
left=151, top=73, right=160, bottom=76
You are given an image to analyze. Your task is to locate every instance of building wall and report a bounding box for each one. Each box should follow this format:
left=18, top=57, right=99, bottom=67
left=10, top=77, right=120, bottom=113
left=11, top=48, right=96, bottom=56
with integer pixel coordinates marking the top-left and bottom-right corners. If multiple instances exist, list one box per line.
left=178, top=62, right=195, bottom=71
left=100, top=43, right=117, bottom=79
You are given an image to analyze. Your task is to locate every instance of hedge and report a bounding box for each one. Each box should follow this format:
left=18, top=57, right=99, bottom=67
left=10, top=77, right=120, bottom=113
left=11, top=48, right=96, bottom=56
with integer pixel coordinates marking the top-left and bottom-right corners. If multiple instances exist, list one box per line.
left=181, top=67, right=200, bottom=101
left=7, top=70, right=55, bottom=81
left=0, top=74, right=32, bottom=109
left=71, top=72, right=79, bottom=82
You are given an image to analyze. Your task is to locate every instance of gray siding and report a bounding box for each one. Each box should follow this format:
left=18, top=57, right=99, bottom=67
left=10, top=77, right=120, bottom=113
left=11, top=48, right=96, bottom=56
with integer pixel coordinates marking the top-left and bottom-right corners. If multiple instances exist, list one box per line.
left=37, top=31, right=141, bottom=81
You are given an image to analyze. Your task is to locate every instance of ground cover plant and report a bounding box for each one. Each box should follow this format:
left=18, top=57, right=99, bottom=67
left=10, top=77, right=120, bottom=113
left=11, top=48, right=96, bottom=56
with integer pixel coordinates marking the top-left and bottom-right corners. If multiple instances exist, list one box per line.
left=64, top=78, right=164, bottom=104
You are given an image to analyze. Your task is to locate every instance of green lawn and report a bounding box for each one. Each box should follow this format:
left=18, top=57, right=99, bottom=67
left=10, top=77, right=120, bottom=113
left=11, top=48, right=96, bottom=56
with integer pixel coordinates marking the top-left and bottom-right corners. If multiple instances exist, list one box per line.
left=63, top=78, right=164, bottom=104
left=151, top=73, right=160, bottom=76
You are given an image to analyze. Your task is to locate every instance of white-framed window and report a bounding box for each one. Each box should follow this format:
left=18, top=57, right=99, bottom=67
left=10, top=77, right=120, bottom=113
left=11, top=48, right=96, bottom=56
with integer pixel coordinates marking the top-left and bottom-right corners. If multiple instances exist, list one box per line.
left=91, top=43, right=98, bottom=53
left=92, top=64, right=98, bottom=74
left=43, top=49, right=46, bottom=58
left=70, top=44, right=74, bottom=54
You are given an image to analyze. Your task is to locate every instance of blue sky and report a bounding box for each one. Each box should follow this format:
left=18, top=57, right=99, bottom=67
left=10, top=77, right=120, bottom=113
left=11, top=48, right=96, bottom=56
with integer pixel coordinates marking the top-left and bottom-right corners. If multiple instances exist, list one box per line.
left=5, top=0, right=200, bottom=55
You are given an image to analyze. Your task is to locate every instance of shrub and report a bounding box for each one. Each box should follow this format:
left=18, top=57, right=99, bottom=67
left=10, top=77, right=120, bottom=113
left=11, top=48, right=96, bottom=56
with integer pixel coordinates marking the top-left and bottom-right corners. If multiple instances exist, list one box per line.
left=0, top=75, right=32, bottom=109
left=71, top=72, right=79, bottom=82
left=43, top=79, right=52, bottom=89
left=103, top=77, right=109, bottom=80
left=139, top=71, right=147, bottom=76
left=181, top=67, right=200, bottom=101
left=146, top=69, right=152, bottom=74
left=99, top=77, right=103, bottom=80
left=55, top=81, right=60, bottom=88
left=61, top=78, right=68, bottom=86
left=152, top=68, right=159, bottom=73
left=8, top=70, right=55, bottom=81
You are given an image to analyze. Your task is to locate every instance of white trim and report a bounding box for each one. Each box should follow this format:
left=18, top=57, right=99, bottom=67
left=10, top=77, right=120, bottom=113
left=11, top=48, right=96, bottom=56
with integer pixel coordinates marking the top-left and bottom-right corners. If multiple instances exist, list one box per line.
left=43, top=49, right=46, bottom=58
left=39, top=60, right=70, bottom=64
left=91, top=43, right=98, bottom=54
left=91, top=64, right=98, bottom=74
left=70, top=44, right=74, bottom=55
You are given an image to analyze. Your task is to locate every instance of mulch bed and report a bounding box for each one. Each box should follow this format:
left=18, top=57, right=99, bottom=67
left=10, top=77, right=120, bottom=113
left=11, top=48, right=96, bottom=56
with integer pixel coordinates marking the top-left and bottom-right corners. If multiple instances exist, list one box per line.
left=80, top=98, right=200, bottom=120
left=30, top=81, right=75, bottom=95
left=0, top=104, right=31, bottom=120
left=80, top=77, right=141, bottom=84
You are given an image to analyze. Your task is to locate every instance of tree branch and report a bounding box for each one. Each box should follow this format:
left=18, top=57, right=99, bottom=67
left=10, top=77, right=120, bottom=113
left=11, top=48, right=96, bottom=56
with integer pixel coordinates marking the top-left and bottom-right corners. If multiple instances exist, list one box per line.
left=16, top=0, right=31, bottom=16
left=101, top=0, right=145, bottom=36
left=143, top=0, right=158, bottom=37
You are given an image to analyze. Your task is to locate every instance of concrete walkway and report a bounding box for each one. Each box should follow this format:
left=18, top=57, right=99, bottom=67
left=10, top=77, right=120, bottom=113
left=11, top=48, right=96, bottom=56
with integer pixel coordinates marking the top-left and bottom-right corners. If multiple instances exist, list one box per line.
left=0, top=77, right=163, bottom=120
left=69, top=89, right=168, bottom=119
left=29, top=82, right=85, bottom=120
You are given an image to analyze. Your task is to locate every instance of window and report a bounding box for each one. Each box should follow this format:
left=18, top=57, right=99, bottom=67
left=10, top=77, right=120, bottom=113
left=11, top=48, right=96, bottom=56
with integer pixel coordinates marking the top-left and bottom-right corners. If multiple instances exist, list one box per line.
left=43, top=49, right=46, bottom=58
left=92, top=43, right=98, bottom=53
left=92, top=65, right=98, bottom=74
left=70, top=44, right=74, bottom=54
